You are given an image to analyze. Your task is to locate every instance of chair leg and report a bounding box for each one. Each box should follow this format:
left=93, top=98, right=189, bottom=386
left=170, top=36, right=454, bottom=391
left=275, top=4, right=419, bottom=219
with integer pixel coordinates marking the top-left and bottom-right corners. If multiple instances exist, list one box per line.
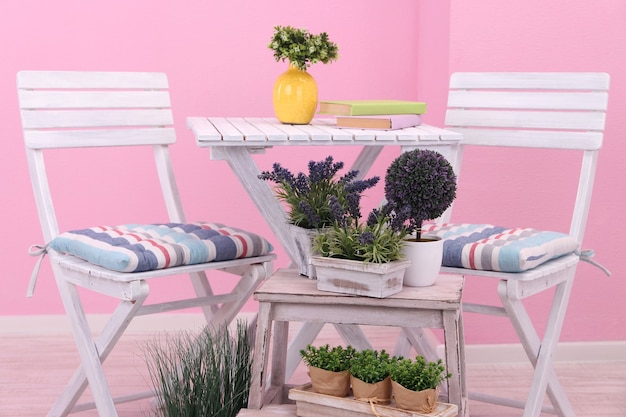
left=207, top=264, right=266, bottom=328
left=499, top=274, right=577, bottom=417
left=49, top=273, right=149, bottom=417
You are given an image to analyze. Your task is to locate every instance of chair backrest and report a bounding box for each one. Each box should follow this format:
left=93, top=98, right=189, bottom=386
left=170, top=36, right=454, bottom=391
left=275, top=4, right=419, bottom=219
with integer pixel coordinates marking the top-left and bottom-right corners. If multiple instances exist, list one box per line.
left=444, top=72, right=610, bottom=242
left=17, top=71, right=185, bottom=243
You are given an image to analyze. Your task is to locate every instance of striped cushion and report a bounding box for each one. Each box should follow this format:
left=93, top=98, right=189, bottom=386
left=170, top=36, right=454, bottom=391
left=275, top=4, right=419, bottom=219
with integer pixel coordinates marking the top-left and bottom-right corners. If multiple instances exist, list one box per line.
left=49, top=222, right=273, bottom=273
left=422, top=223, right=579, bottom=272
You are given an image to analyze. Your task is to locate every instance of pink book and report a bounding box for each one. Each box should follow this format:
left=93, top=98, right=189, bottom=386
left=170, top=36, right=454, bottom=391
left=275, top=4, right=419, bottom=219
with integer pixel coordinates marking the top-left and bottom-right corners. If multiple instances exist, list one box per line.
left=335, top=114, right=422, bottom=130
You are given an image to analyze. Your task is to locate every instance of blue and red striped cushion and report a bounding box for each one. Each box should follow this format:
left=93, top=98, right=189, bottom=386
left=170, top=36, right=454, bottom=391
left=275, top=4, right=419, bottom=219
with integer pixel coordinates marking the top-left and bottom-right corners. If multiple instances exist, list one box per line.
left=422, top=223, right=579, bottom=272
left=49, top=222, right=273, bottom=273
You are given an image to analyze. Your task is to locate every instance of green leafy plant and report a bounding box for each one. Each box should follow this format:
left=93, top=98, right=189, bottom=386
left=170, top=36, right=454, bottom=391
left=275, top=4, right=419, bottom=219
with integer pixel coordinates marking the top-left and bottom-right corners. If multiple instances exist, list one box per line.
left=383, top=149, right=457, bottom=240
left=300, top=344, right=356, bottom=372
left=258, top=156, right=379, bottom=230
left=388, top=356, right=451, bottom=392
left=268, top=25, right=339, bottom=71
left=349, top=349, right=397, bottom=384
left=313, top=208, right=408, bottom=263
left=144, top=321, right=252, bottom=417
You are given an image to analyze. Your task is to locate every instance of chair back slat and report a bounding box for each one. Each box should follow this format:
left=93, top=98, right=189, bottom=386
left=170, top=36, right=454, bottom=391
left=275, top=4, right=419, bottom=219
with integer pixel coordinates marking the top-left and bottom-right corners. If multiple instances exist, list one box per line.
left=17, top=70, right=169, bottom=89
left=448, top=72, right=610, bottom=90
left=18, top=90, right=172, bottom=109
left=20, top=109, right=174, bottom=130
left=447, top=90, right=608, bottom=111
left=446, top=109, right=606, bottom=133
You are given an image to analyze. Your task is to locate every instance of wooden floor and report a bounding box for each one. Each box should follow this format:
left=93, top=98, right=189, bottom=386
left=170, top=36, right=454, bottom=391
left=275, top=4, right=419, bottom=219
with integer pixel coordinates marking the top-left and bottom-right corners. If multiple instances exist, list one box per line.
left=1, top=324, right=625, bottom=417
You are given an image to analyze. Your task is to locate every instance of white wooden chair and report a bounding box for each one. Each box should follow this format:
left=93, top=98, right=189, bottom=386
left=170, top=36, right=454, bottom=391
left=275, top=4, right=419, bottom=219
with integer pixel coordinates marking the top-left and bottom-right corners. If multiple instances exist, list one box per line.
left=18, top=71, right=276, bottom=417
left=399, top=72, right=610, bottom=417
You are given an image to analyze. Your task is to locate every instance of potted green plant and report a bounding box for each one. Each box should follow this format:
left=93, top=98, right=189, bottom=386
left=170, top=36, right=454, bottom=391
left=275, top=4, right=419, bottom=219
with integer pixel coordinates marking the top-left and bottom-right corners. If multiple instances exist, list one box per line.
left=310, top=205, right=411, bottom=298
left=349, top=349, right=396, bottom=405
left=383, top=149, right=457, bottom=287
left=300, top=344, right=356, bottom=397
left=268, top=25, right=339, bottom=124
left=258, top=155, right=379, bottom=277
left=388, top=356, right=452, bottom=413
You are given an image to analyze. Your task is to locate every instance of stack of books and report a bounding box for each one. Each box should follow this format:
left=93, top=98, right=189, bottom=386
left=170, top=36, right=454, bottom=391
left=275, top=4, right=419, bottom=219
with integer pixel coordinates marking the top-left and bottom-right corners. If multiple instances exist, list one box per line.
left=317, top=99, right=426, bottom=130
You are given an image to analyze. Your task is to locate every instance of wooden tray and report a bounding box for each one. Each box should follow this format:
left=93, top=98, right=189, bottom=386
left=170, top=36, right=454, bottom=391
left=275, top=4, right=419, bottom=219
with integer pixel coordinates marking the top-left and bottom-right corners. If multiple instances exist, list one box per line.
left=288, top=384, right=458, bottom=417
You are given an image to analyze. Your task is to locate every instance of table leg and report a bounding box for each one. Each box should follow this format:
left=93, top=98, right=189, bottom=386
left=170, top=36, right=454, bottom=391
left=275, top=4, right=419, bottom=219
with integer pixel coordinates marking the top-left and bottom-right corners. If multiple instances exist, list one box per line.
left=212, top=146, right=299, bottom=264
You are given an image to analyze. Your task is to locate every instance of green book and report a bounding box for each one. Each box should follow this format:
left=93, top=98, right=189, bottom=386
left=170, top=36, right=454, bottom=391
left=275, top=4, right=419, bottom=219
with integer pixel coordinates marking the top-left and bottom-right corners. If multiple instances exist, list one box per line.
left=317, top=100, right=427, bottom=116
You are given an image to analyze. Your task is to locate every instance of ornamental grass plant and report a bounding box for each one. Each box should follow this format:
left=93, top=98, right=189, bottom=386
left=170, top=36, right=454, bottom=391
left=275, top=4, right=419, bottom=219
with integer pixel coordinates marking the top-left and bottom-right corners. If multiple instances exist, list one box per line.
left=144, top=321, right=252, bottom=417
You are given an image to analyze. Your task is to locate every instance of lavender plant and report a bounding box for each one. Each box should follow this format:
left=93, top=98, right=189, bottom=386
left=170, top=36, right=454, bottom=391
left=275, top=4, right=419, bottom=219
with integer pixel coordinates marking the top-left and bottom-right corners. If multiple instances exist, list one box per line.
left=258, top=156, right=379, bottom=230
left=383, top=149, right=457, bottom=240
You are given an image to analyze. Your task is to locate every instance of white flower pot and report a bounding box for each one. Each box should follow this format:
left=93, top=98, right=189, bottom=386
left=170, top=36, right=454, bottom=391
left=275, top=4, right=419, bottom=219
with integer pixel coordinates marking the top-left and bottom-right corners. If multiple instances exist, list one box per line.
left=401, top=236, right=444, bottom=287
left=288, top=224, right=321, bottom=279
left=311, top=256, right=411, bottom=298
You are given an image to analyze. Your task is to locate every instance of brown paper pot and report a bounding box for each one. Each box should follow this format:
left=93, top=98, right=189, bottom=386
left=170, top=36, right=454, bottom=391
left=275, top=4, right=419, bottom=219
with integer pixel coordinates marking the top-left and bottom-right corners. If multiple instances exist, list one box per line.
left=308, top=366, right=351, bottom=397
left=350, top=375, right=392, bottom=405
left=391, top=380, right=440, bottom=414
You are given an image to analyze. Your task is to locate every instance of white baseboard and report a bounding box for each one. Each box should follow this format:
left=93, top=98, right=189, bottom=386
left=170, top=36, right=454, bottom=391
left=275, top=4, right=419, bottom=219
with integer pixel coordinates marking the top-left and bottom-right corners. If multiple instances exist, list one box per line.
left=3, top=314, right=624, bottom=364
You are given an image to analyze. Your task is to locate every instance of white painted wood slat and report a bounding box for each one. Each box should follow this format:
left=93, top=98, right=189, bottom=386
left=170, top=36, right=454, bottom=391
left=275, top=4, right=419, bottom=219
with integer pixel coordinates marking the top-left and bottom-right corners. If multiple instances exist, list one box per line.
left=446, top=109, right=606, bottom=131
left=449, top=72, right=610, bottom=90
left=20, top=109, right=174, bottom=129
left=24, top=128, right=177, bottom=149
left=448, top=128, right=603, bottom=150
left=227, top=118, right=267, bottom=142
left=207, top=117, right=244, bottom=141
left=17, top=70, right=169, bottom=89
left=447, top=91, right=608, bottom=111
left=187, top=116, right=222, bottom=142
left=18, top=90, right=171, bottom=109
left=245, top=118, right=289, bottom=141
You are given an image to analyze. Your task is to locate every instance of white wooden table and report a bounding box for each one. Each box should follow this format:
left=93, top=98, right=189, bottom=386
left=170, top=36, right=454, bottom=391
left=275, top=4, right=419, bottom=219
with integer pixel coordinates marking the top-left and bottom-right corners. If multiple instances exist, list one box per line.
left=186, top=116, right=463, bottom=387
left=186, top=117, right=462, bottom=270
left=248, top=269, right=467, bottom=417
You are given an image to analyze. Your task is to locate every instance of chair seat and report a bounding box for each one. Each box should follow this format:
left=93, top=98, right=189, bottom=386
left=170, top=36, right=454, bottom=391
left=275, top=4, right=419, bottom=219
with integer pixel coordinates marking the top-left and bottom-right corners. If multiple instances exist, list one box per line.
left=52, top=250, right=276, bottom=282
left=49, top=222, right=274, bottom=273
left=423, top=223, right=579, bottom=273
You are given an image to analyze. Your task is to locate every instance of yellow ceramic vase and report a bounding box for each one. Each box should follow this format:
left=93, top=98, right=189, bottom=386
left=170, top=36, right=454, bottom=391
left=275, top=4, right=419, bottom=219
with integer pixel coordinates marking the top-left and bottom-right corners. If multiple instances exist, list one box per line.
left=272, top=63, right=318, bottom=124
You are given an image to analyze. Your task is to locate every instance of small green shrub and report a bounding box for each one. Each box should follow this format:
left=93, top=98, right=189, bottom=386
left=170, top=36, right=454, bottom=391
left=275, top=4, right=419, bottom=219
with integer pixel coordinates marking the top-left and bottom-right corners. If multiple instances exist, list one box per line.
left=300, top=344, right=356, bottom=372
left=144, top=321, right=252, bottom=417
left=388, top=356, right=451, bottom=392
left=349, top=349, right=396, bottom=384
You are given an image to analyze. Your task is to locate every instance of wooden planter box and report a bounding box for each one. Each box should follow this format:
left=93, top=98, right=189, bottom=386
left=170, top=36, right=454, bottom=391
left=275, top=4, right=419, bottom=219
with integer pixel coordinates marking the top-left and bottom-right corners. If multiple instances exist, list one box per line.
left=288, top=384, right=458, bottom=417
left=311, top=256, right=410, bottom=298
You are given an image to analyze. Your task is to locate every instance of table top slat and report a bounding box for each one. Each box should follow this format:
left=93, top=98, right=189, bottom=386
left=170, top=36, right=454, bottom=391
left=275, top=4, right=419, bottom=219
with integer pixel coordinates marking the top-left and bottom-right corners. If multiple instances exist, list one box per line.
left=207, top=117, right=244, bottom=141
left=188, top=117, right=461, bottom=147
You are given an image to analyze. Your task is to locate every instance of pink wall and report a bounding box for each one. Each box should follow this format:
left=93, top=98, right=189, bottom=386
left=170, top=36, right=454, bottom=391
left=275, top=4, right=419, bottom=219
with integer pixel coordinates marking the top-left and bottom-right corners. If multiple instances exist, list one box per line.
left=1, top=1, right=624, bottom=344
